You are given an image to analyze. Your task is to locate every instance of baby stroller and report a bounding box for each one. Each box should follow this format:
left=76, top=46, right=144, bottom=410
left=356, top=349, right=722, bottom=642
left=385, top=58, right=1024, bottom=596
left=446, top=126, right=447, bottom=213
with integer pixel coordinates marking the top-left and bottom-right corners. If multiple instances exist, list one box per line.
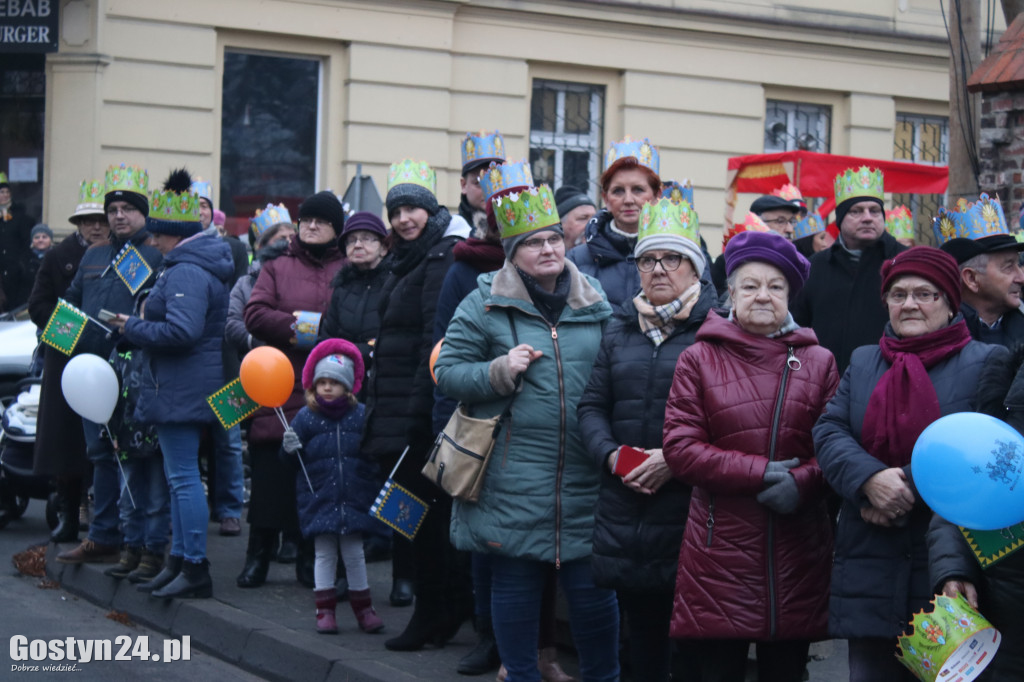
left=0, top=379, right=57, bottom=529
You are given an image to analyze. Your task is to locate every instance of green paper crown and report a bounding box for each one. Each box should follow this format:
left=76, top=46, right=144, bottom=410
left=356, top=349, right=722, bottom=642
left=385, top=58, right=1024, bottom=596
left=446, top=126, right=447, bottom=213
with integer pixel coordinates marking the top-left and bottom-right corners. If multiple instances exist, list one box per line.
left=388, top=159, right=436, bottom=195
left=834, top=166, right=884, bottom=206
left=0, top=172, right=7, bottom=184
left=638, top=198, right=699, bottom=245
left=896, top=594, right=1001, bottom=682
left=104, top=163, right=149, bottom=196
left=494, top=185, right=559, bottom=240
left=149, top=189, right=201, bottom=222
left=79, top=179, right=105, bottom=203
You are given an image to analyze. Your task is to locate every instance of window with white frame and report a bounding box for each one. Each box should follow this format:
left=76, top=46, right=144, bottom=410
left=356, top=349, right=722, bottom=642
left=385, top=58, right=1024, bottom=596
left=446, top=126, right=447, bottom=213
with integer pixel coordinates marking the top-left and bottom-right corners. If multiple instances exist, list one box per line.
left=764, top=100, right=831, bottom=153
left=529, top=79, right=605, bottom=199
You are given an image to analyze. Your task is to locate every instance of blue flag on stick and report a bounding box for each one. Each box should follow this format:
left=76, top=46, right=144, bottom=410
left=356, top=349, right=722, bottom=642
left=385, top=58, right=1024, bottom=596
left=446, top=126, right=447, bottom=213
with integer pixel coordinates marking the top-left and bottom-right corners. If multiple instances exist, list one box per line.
left=114, top=244, right=153, bottom=295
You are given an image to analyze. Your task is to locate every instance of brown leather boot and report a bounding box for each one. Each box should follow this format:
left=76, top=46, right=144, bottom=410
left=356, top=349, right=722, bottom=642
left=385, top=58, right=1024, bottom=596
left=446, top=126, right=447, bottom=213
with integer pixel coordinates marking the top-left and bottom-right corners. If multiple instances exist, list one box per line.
left=538, top=647, right=575, bottom=682
left=56, top=539, right=120, bottom=564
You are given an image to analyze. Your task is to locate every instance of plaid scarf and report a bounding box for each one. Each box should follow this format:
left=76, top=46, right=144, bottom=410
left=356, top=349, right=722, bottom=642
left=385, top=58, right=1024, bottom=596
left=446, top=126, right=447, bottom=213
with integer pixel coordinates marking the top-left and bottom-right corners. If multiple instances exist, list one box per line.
left=634, top=281, right=701, bottom=346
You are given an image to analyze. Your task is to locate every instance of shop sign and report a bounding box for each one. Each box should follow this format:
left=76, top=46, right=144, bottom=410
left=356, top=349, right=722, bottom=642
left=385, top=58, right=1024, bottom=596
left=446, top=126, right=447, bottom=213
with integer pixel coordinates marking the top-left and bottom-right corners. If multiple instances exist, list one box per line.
left=0, top=0, right=59, bottom=53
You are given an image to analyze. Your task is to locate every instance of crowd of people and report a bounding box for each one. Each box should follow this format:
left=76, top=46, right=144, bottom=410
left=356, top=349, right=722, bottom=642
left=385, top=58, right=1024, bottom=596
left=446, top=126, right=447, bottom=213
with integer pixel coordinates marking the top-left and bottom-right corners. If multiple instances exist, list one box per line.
left=6, top=129, right=1024, bottom=682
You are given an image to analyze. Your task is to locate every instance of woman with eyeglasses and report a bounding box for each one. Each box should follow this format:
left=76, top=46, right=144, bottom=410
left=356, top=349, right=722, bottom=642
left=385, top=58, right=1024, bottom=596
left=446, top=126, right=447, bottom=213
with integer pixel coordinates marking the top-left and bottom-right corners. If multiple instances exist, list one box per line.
left=577, top=198, right=716, bottom=681
left=663, top=230, right=838, bottom=682
left=434, top=186, right=617, bottom=681
left=814, top=246, right=1010, bottom=682
left=240, top=191, right=346, bottom=590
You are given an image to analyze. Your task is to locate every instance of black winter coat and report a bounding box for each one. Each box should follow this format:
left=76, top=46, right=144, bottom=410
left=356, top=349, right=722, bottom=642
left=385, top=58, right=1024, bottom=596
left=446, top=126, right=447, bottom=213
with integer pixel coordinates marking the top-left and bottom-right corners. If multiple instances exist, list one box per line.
left=362, top=226, right=460, bottom=468
left=791, top=232, right=906, bottom=373
left=578, top=282, right=716, bottom=593
left=813, top=331, right=1009, bottom=638
left=0, top=204, right=35, bottom=311
left=567, top=210, right=640, bottom=314
left=960, top=301, right=1024, bottom=350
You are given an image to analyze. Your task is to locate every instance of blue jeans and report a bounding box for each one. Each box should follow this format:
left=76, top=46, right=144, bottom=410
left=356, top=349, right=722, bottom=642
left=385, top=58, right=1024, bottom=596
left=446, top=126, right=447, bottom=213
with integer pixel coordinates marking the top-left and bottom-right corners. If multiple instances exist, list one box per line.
left=119, top=456, right=170, bottom=554
left=211, top=424, right=244, bottom=520
left=156, top=424, right=207, bottom=562
left=490, top=556, right=619, bottom=682
left=83, top=420, right=121, bottom=546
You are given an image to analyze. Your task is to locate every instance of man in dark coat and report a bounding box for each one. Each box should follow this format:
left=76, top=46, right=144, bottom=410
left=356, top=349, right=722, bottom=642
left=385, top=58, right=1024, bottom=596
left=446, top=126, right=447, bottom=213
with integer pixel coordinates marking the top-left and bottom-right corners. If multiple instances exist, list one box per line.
left=0, top=175, right=37, bottom=311
left=29, top=182, right=110, bottom=543
left=940, top=232, right=1024, bottom=349
left=56, top=164, right=162, bottom=564
left=457, top=131, right=504, bottom=238
left=792, top=167, right=907, bottom=373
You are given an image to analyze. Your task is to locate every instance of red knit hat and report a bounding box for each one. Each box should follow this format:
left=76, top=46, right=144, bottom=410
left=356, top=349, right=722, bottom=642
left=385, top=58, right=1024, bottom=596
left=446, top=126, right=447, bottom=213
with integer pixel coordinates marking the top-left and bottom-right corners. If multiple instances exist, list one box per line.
left=880, top=246, right=961, bottom=311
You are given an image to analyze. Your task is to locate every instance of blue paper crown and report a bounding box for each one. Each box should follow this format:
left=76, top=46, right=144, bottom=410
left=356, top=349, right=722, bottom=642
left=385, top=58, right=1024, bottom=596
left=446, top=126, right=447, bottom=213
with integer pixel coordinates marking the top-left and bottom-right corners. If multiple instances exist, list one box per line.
left=190, top=179, right=213, bottom=203
left=604, top=136, right=659, bottom=174
left=251, top=203, right=293, bottom=240
left=479, top=160, right=533, bottom=202
left=662, top=179, right=694, bottom=206
left=932, top=194, right=1009, bottom=245
left=794, top=213, right=826, bottom=240
left=461, top=130, right=505, bottom=169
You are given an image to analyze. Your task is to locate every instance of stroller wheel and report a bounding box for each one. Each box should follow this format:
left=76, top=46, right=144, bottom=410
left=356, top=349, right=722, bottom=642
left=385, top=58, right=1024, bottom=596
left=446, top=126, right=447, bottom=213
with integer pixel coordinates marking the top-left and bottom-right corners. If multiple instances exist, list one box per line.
left=45, top=492, right=59, bottom=530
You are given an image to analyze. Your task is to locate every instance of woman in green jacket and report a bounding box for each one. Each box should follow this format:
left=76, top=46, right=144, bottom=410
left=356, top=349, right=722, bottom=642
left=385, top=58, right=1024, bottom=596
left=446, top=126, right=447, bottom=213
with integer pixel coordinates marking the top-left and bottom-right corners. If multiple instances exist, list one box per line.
left=434, top=185, right=617, bottom=682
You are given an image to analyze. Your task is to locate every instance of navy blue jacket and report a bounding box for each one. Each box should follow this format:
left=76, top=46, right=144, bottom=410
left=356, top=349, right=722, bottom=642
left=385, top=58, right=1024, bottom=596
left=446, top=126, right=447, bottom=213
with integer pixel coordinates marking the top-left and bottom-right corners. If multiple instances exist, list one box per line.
left=123, top=234, right=233, bottom=425
left=567, top=210, right=640, bottom=314
left=63, top=230, right=162, bottom=358
left=288, top=403, right=385, bottom=538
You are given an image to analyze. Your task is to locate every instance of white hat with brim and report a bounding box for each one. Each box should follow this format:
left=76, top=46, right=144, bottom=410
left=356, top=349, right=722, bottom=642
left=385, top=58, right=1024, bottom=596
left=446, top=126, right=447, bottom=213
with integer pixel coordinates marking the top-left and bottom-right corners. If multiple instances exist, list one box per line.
left=69, top=202, right=106, bottom=223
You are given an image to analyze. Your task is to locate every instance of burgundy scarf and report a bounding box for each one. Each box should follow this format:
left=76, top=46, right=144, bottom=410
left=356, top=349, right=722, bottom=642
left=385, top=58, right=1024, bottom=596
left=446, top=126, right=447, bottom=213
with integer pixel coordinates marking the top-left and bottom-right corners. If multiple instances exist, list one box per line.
left=861, top=319, right=972, bottom=467
left=453, top=238, right=505, bottom=272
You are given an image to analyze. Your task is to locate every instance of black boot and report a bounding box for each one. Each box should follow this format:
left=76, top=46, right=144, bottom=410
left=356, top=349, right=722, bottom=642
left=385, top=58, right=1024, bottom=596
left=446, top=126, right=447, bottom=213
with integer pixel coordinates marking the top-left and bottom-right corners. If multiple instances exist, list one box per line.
left=137, top=554, right=182, bottom=593
left=277, top=529, right=300, bottom=563
left=237, top=527, right=272, bottom=588
left=457, top=615, right=500, bottom=675
left=295, top=538, right=315, bottom=589
left=152, top=558, right=212, bottom=599
left=50, top=477, right=82, bottom=544
left=384, top=595, right=452, bottom=651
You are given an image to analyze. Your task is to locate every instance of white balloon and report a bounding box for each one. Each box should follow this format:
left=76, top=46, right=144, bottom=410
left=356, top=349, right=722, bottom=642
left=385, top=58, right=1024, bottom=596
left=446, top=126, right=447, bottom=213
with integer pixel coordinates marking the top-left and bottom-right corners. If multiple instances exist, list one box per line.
left=61, top=353, right=120, bottom=424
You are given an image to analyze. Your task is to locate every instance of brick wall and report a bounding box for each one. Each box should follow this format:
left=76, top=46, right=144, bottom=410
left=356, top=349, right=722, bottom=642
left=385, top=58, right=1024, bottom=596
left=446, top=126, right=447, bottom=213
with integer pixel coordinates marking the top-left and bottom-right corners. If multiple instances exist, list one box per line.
left=979, top=90, right=1024, bottom=226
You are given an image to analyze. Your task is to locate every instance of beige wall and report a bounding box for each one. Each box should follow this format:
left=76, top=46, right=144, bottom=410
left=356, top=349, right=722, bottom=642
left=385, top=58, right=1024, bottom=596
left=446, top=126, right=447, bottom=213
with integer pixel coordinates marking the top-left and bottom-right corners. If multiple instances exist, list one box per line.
left=43, top=0, right=997, bottom=248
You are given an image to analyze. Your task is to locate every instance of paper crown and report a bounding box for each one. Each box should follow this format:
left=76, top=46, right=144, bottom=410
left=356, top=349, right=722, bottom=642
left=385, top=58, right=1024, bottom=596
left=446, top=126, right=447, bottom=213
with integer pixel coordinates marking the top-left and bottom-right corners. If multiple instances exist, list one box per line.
left=662, top=179, right=694, bottom=206
left=794, top=213, right=826, bottom=240
left=886, top=205, right=915, bottom=240
left=70, top=180, right=106, bottom=220
left=772, top=183, right=804, bottom=203
left=834, top=166, right=884, bottom=206
left=480, top=160, right=533, bottom=202
left=895, top=594, right=1001, bottom=682
left=190, top=178, right=213, bottom=203
left=0, top=172, right=7, bottom=184
left=149, top=189, right=201, bottom=223
left=461, top=130, right=505, bottom=169
left=251, top=203, right=293, bottom=239
left=388, top=159, right=436, bottom=195
left=638, top=198, right=700, bottom=245
left=932, top=194, right=1009, bottom=245
left=104, top=163, right=149, bottom=197
left=493, top=185, right=559, bottom=240
left=723, top=212, right=772, bottom=250
left=604, top=136, right=660, bottom=174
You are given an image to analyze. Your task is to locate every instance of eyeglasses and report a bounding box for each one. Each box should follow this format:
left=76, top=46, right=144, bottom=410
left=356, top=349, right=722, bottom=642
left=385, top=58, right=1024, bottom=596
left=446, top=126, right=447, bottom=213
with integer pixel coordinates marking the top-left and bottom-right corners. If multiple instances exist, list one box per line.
left=345, top=233, right=381, bottom=247
left=884, top=289, right=943, bottom=305
left=636, top=254, right=684, bottom=272
left=106, top=205, right=140, bottom=217
left=519, top=234, right=564, bottom=251
left=299, top=217, right=332, bottom=229
left=763, top=217, right=799, bottom=227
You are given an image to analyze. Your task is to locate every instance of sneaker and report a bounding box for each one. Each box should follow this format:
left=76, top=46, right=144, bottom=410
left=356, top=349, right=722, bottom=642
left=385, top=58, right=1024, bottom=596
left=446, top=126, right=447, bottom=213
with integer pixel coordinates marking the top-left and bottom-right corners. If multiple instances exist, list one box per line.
left=104, top=546, right=142, bottom=578
left=56, top=539, right=120, bottom=564
left=219, top=518, right=241, bottom=536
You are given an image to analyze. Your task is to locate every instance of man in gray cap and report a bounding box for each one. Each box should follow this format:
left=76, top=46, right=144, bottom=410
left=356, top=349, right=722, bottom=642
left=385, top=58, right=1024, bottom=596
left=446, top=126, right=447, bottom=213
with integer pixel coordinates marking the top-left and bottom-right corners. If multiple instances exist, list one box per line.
left=750, top=194, right=800, bottom=240
left=941, top=234, right=1024, bottom=347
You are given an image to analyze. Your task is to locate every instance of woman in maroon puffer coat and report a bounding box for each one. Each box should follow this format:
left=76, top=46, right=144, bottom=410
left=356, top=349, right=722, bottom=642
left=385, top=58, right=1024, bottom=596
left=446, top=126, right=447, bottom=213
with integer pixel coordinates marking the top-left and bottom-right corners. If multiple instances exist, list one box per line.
left=663, top=230, right=839, bottom=682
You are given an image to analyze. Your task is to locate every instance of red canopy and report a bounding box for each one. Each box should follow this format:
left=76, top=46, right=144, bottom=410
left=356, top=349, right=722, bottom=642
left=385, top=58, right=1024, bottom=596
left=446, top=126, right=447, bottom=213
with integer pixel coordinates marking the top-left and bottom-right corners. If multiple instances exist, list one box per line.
left=725, top=150, right=948, bottom=227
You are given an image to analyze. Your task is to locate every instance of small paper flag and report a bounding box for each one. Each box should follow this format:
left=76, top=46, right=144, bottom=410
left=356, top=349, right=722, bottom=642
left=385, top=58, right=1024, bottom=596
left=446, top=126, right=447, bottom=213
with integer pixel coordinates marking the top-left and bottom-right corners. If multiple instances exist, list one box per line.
left=206, top=378, right=260, bottom=430
left=115, top=244, right=153, bottom=295
left=293, top=311, right=322, bottom=350
left=960, top=522, right=1024, bottom=568
left=370, top=479, right=429, bottom=540
left=41, top=299, right=89, bottom=356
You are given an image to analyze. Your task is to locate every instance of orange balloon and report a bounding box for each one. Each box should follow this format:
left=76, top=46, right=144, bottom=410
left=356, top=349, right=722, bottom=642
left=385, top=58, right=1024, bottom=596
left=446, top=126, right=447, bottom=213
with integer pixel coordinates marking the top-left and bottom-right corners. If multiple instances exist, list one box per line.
left=239, top=346, right=295, bottom=407
left=429, top=338, right=443, bottom=385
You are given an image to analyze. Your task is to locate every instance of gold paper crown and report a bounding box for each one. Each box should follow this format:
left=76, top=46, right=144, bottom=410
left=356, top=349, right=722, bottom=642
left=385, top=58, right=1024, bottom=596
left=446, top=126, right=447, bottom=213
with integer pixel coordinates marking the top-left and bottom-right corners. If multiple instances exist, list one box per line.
left=388, top=159, right=436, bottom=195
left=149, top=189, right=201, bottom=223
left=638, top=198, right=700, bottom=245
left=834, top=166, right=884, bottom=206
left=104, top=163, right=149, bottom=197
left=493, top=185, right=559, bottom=240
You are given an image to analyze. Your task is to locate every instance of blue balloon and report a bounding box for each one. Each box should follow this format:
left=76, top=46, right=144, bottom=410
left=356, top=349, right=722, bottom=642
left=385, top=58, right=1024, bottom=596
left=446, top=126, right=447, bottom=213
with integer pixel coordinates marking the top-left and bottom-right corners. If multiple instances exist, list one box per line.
left=912, top=412, right=1024, bottom=530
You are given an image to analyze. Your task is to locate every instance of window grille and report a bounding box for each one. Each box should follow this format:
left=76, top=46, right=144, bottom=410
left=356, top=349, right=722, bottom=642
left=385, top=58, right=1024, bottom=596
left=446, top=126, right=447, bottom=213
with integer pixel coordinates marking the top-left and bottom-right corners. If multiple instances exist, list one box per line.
left=892, top=113, right=950, bottom=245
left=529, top=79, right=605, bottom=199
left=764, top=100, right=831, bottom=153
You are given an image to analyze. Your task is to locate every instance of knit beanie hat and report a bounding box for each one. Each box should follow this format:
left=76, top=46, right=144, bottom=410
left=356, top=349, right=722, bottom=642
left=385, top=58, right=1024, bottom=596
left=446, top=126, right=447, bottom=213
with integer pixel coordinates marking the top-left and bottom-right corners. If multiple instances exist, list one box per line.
left=725, top=230, right=811, bottom=298
left=299, top=191, right=346, bottom=235
left=880, top=246, right=961, bottom=311
left=385, top=183, right=439, bottom=219
left=31, top=223, right=53, bottom=240
left=341, top=211, right=388, bottom=240
left=104, top=163, right=151, bottom=217
left=835, top=195, right=885, bottom=233
left=146, top=168, right=203, bottom=238
left=555, top=185, right=595, bottom=219
left=301, top=338, right=365, bottom=394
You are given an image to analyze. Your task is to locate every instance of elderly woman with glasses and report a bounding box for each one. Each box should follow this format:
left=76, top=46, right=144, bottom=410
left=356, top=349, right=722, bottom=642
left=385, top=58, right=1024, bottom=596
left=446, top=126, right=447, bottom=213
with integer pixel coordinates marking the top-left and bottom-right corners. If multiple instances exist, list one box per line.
left=663, top=230, right=839, bottom=682
left=814, top=246, right=1010, bottom=682
left=435, top=186, right=617, bottom=681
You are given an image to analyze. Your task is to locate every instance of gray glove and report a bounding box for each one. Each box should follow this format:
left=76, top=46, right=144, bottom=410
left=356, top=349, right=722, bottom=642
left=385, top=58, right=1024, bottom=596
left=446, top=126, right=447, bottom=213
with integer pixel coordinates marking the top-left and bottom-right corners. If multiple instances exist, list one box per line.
left=763, top=457, right=800, bottom=479
left=282, top=427, right=302, bottom=454
left=756, top=471, right=800, bottom=514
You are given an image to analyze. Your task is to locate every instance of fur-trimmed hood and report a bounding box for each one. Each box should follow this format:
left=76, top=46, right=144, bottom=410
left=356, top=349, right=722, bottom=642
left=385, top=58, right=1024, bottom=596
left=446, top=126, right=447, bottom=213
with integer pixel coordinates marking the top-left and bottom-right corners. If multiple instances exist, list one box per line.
left=302, top=337, right=365, bottom=393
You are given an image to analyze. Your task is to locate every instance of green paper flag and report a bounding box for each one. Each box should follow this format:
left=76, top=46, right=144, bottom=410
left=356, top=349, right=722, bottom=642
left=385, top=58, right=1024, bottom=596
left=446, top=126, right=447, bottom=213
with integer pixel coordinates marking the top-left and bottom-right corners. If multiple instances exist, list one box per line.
left=41, top=299, right=89, bottom=356
left=207, top=378, right=259, bottom=430
left=960, top=522, right=1024, bottom=568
